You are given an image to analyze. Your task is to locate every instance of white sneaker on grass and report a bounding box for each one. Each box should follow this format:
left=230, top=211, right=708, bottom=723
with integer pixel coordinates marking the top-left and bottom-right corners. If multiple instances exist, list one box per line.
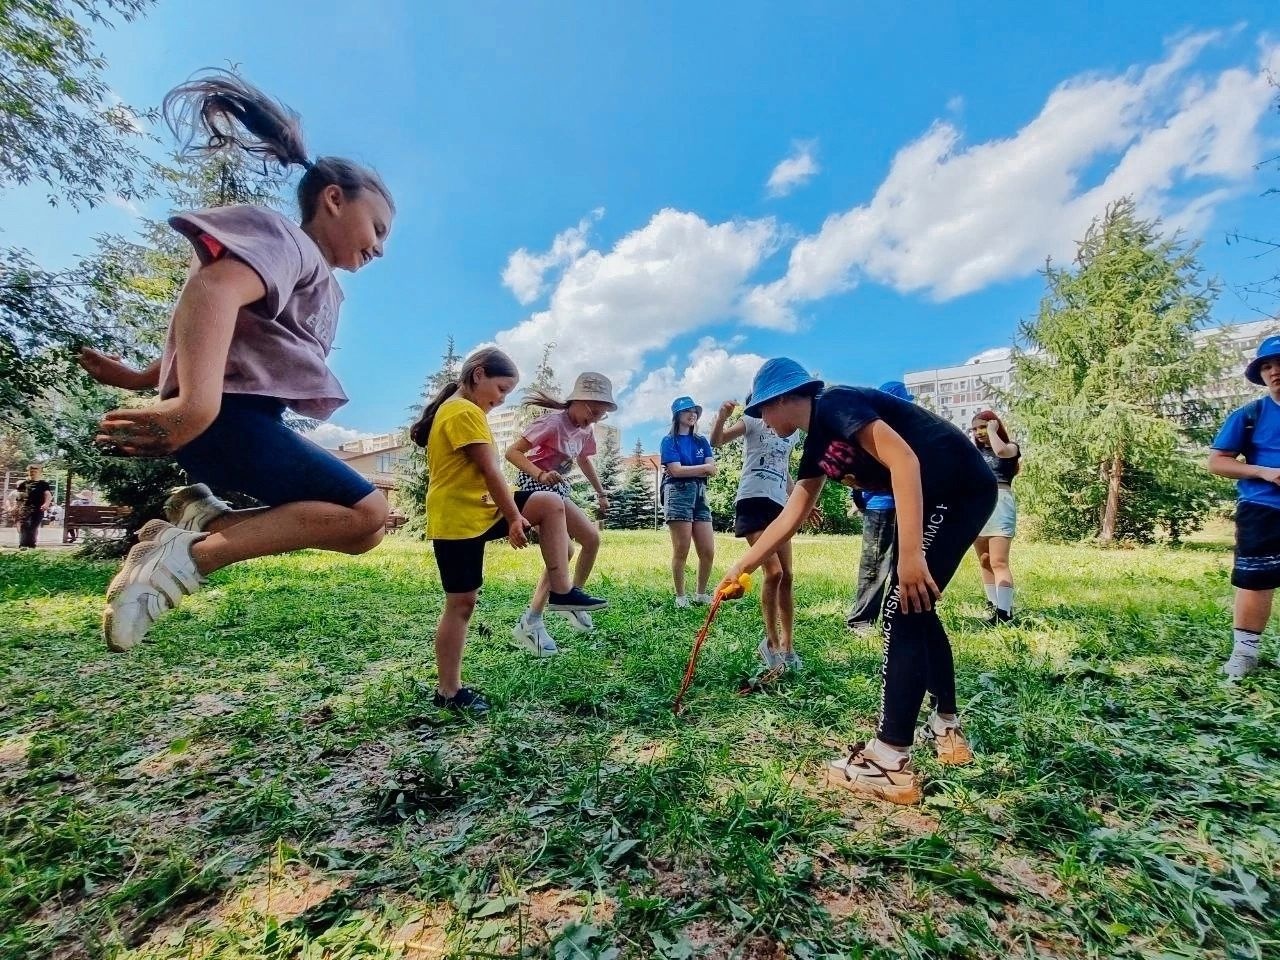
left=781, top=650, right=804, bottom=673
left=692, top=593, right=713, bottom=606
left=674, top=595, right=691, bottom=609
left=164, top=483, right=231, bottom=533
left=511, top=616, right=558, bottom=657
left=1222, top=650, right=1259, bottom=680
left=103, top=520, right=207, bottom=653
left=560, top=609, right=594, bottom=632
left=757, top=638, right=784, bottom=671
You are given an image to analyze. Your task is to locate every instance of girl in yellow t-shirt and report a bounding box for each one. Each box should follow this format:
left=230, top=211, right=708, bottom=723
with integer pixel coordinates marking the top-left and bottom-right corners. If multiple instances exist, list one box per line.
left=408, top=348, right=608, bottom=714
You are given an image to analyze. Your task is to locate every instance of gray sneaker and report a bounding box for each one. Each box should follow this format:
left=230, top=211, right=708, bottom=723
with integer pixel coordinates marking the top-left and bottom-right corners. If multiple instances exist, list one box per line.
left=757, top=638, right=784, bottom=671
left=781, top=650, right=804, bottom=673
left=511, top=616, right=558, bottom=657
left=164, top=483, right=231, bottom=532
left=561, top=609, right=594, bottom=632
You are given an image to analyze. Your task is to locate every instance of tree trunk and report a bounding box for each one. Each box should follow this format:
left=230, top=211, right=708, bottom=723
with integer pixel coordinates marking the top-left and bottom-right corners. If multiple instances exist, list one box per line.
left=1100, top=451, right=1123, bottom=543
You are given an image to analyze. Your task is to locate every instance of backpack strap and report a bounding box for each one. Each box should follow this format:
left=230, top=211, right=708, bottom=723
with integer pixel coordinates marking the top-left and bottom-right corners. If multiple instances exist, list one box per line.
left=1242, top=397, right=1266, bottom=461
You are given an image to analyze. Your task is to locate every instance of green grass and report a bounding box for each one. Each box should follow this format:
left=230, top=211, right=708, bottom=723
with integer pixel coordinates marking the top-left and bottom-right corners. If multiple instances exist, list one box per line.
left=1, top=530, right=1277, bottom=959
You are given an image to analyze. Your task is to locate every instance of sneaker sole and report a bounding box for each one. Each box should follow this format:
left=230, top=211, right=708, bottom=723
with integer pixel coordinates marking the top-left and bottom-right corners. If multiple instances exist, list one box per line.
left=559, top=613, right=594, bottom=633
left=164, top=484, right=229, bottom=532
left=825, top=765, right=921, bottom=805
left=546, top=599, right=608, bottom=612
left=511, top=627, right=557, bottom=657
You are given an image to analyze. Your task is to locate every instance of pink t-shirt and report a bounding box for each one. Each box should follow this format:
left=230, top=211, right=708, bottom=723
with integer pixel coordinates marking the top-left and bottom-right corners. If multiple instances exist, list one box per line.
left=522, top=410, right=597, bottom=474
left=159, top=205, right=348, bottom=420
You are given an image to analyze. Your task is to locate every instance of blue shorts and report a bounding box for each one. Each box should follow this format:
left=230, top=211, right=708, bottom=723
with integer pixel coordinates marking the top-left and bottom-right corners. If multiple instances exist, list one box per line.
left=175, top=394, right=376, bottom=508
left=664, top=479, right=712, bottom=524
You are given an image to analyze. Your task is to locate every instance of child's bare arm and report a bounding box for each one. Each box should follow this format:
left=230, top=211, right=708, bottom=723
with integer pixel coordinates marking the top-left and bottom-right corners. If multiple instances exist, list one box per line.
left=466, top=441, right=530, bottom=547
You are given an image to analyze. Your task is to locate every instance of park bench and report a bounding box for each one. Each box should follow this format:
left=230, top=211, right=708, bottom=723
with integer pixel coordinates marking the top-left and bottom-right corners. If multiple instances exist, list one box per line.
left=385, top=513, right=408, bottom=533
left=63, top=505, right=131, bottom=543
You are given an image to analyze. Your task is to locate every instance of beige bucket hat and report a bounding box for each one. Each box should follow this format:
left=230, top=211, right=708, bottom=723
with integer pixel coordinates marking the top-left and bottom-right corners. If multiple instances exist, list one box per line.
left=566, top=372, right=617, bottom=411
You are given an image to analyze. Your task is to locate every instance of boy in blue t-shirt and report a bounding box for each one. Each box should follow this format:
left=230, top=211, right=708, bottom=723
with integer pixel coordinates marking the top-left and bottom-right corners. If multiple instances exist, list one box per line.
left=1208, top=334, right=1280, bottom=678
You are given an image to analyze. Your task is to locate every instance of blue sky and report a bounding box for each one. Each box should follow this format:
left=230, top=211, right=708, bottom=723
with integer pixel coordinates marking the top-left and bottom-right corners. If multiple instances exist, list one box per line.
left=3, top=1, right=1279, bottom=452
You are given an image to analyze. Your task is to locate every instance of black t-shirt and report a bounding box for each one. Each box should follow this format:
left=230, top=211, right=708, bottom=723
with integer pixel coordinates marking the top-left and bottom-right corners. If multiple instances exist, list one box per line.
left=16, top=480, right=52, bottom=517
left=797, top=386, right=990, bottom=495
left=979, top=445, right=1020, bottom=484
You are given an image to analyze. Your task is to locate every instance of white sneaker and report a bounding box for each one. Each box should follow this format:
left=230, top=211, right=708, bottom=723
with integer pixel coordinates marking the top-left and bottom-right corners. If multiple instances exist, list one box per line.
left=674, top=595, right=691, bottom=609
left=757, top=638, right=784, bottom=671
left=103, top=520, right=207, bottom=652
left=164, top=483, right=231, bottom=532
left=511, top=616, right=558, bottom=657
left=561, top=609, right=594, bottom=632
left=692, top=593, right=713, bottom=606
left=1223, top=650, right=1259, bottom=680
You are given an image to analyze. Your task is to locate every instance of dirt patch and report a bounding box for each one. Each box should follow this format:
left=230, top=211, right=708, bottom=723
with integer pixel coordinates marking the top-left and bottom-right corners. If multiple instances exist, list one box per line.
left=135, top=741, right=226, bottom=778
left=0, top=733, right=32, bottom=770
left=992, top=855, right=1064, bottom=900
left=389, top=906, right=453, bottom=957
left=187, top=692, right=239, bottom=718
left=608, top=734, right=671, bottom=765
left=216, top=862, right=351, bottom=923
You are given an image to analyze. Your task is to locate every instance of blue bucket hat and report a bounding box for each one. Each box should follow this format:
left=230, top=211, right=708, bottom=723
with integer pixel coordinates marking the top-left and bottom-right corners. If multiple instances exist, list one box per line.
left=1245, top=336, right=1280, bottom=385
left=744, top=358, right=824, bottom=418
left=671, top=396, right=702, bottom=417
left=878, top=380, right=915, bottom=402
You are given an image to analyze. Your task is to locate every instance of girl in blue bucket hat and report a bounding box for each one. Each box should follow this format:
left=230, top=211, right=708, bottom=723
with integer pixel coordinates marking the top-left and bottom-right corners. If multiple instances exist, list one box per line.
left=720, top=358, right=996, bottom=805
left=1207, top=334, right=1280, bottom=679
left=661, top=396, right=718, bottom=607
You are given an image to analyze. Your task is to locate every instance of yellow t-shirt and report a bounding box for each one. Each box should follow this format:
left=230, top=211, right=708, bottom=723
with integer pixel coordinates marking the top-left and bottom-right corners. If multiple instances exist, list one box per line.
left=426, top=396, right=503, bottom=540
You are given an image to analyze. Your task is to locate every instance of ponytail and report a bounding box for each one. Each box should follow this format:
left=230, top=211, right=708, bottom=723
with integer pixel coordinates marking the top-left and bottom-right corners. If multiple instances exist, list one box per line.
left=409, top=347, right=520, bottom=448
left=521, top=387, right=568, bottom=412
left=163, top=68, right=395, bottom=222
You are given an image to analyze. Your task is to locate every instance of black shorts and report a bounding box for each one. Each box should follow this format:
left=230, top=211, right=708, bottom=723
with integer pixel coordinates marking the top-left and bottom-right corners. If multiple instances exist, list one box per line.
left=1232, top=500, right=1280, bottom=590
left=734, top=496, right=785, bottom=538
left=432, top=490, right=535, bottom=594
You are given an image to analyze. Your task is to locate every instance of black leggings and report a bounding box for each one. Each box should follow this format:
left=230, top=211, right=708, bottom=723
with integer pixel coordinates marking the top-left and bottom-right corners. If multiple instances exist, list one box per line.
left=876, top=480, right=996, bottom=747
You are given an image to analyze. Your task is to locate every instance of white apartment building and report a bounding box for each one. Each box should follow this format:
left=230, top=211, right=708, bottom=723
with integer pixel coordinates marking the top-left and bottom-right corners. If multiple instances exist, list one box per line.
left=904, top=319, right=1280, bottom=427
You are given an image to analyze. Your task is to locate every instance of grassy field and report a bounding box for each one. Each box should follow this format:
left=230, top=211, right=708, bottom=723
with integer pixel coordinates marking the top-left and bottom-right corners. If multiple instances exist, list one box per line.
left=1, top=530, right=1277, bottom=959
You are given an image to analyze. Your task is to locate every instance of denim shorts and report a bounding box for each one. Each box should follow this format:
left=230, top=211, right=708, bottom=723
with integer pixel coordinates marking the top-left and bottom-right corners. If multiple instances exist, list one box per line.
left=979, top=486, right=1017, bottom=538
left=664, top=479, right=712, bottom=524
left=175, top=394, right=376, bottom=508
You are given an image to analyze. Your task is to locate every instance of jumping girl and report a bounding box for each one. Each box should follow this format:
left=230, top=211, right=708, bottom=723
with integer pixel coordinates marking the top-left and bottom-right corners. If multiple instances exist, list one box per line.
left=505, top=373, right=617, bottom=656
left=662, top=396, right=717, bottom=608
left=970, top=410, right=1021, bottom=624
left=719, top=358, right=996, bottom=805
left=410, top=348, right=607, bottom=713
left=80, top=70, right=396, bottom=653
left=709, top=398, right=801, bottom=671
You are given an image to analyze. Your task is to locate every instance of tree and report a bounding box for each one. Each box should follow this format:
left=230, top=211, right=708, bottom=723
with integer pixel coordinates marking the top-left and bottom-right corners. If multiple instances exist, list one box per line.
left=585, top=429, right=624, bottom=525
left=1, top=0, right=155, bottom=208
left=396, top=336, right=463, bottom=532
left=1009, top=198, right=1231, bottom=543
left=611, top=439, right=657, bottom=530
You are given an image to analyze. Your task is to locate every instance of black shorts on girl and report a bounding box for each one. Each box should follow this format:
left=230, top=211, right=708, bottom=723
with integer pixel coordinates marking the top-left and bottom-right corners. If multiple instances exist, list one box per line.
left=431, top=490, right=536, bottom=594
left=1232, top=500, right=1280, bottom=590
left=734, top=496, right=784, bottom=537
left=176, top=394, right=375, bottom=508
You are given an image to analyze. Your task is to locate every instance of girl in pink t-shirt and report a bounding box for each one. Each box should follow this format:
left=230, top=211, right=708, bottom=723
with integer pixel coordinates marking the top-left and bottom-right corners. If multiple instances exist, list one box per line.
left=505, top=373, right=617, bottom=654
left=77, top=70, right=395, bottom=654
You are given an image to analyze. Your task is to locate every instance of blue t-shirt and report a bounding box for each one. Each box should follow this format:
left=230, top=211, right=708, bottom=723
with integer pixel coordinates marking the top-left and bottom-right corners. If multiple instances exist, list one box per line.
left=661, top=433, right=714, bottom=477
left=1212, top=396, right=1280, bottom=510
left=866, top=492, right=895, bottom=511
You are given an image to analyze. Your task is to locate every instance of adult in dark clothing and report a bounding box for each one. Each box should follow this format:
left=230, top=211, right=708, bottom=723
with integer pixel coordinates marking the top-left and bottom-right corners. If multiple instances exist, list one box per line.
left=16, top=465, right=53, bottom=549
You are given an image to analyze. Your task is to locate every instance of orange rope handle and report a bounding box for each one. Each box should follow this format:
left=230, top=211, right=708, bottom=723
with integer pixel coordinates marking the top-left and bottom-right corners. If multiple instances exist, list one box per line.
left=672, top=595, right=723, bottom=714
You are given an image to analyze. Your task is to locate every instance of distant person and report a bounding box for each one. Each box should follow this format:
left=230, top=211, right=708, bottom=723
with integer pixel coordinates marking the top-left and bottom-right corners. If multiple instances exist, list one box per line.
left=661, top=396, right=718, bottom=608
left=410, top=348, right=607, bottom=714
left=847, top=381, right=915, bottom=633
left=77, top=70, right=396, bottom=653
left=1207, top=335, right=1280, bottom=679
left=710, top=396, right=804, bottom=672
left=970, top=410, right=1021, bottom=624
left=66, top=489, right=94, bottom=544
left=505, top=372, right=617, bottom=655
left=16, top=465, right=53, bottom=549
left=720, top=358, right=996, bottom=805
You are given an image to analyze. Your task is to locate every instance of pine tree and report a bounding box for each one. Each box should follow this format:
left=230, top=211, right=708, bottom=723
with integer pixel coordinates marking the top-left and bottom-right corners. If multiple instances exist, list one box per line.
left=1010, top=197, right=1232, bottom=543
left=585, top=429, right=624, bottom=525
left=612, top=439, right=658, bottom=529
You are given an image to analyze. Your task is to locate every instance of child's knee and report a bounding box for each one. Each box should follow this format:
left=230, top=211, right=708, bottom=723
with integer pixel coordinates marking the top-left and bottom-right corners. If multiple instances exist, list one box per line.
left=355, top=492, right=389, bottom=534
left=579, top=526, right=600, bottom=551
left=446, top=593, right=477, bottom=619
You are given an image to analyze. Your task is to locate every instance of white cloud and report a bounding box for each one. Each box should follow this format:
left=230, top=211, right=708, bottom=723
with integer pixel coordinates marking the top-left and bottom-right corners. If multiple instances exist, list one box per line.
left=494, top=209, right=777, bottom=392
left=617, top=338, right=767, bottom=429
left=501, top=209, right=604, bottom=305
left=304, top=423, right=375, bottom=449
left=765, top=140, right=820, bottom=198
left=106, top=194, right=141, bottom=217
left=745, top=33, right=1280, bottom=326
